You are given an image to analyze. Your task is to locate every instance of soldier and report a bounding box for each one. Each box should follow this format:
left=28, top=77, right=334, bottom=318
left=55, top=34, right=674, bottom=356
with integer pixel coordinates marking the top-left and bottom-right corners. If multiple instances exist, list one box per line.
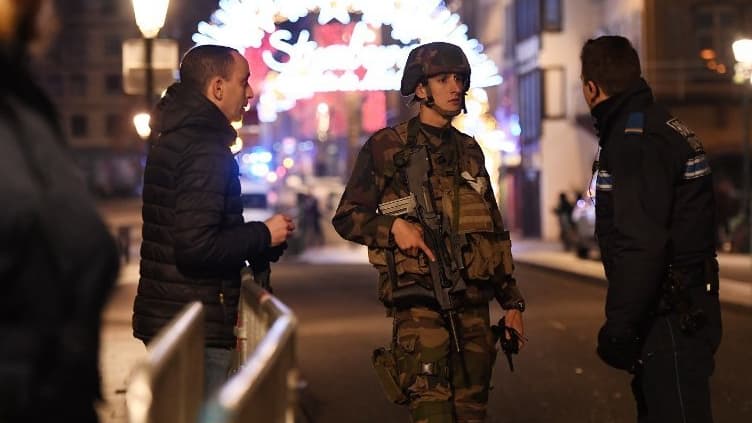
left=333, top=42, right=525, bottom=422
left=580, top=36, right=722, bottom=421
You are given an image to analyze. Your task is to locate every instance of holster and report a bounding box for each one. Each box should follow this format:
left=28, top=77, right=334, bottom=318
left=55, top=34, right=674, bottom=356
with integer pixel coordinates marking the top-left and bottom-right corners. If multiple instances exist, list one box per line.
left=371, top=347, right=408, bottom=405
left=660, top=258, right=718, bottom=335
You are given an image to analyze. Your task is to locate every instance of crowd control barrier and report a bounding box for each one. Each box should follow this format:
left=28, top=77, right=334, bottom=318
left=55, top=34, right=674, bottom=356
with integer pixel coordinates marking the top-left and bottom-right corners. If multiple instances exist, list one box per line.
left=126, top=302, right=205, bottom=423
left=199, top=269, right=298, bottom=423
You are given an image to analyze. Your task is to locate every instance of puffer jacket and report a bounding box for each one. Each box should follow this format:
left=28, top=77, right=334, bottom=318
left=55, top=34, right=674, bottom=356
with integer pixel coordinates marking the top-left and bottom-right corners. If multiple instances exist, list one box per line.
left=132, top=82, right=271, bottom=348
left=1, top=53, right=118, bottom=421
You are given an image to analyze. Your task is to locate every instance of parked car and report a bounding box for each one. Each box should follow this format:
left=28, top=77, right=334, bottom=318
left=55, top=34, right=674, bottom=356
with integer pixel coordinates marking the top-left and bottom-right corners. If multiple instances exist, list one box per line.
left=571, top=196, right=598, bottom=259
left=239, top=177, right=274, bottom=223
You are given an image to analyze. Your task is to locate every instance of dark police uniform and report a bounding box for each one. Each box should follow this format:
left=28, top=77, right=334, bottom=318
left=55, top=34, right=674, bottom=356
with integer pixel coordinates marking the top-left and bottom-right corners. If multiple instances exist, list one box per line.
left=592, top=78, right=722, bottom=422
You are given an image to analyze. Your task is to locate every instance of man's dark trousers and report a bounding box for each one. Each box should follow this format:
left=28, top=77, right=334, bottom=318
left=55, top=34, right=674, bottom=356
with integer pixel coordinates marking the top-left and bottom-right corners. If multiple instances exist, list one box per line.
left=632, top=270, right=722, bottom=423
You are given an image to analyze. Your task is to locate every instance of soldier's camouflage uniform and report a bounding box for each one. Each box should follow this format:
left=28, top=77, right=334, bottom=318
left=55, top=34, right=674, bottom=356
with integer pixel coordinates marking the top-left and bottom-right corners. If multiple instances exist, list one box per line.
left=333, top=118, right=524, bottom=422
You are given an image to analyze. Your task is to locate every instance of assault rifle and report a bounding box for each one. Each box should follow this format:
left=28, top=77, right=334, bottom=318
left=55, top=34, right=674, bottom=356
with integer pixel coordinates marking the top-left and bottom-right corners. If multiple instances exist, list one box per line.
left=381, top=145, right=467, bottom=352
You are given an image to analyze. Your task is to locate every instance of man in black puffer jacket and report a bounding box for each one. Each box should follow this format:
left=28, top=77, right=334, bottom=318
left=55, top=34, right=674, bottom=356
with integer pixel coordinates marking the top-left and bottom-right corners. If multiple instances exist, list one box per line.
left=581, top=36, right=721, bottom=422
left=132, top=45, right=294, bottom=396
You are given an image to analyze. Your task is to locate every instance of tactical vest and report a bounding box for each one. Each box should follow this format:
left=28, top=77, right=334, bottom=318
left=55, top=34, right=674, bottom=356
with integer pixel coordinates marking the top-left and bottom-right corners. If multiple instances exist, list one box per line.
left=367, top=119, right=513, bottom=308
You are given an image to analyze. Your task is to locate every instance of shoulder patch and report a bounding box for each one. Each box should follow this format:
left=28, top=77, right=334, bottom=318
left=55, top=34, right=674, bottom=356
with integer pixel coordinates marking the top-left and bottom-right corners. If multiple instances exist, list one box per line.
left=666, top=118, right=691, bottom=138
left=624, top=112, right=644, bottom=135
left=666, top=118, right=704, bottom=152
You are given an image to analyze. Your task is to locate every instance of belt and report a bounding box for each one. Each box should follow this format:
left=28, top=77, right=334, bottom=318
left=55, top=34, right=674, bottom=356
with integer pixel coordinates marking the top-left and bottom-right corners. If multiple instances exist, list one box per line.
left=670, top=258, right=718, bottom=289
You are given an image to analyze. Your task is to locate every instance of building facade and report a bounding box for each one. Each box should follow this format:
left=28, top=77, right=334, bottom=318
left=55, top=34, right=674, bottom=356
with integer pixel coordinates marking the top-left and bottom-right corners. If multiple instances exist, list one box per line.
left=499, top=0, right=750, bottom=240
left=32, top=0, right=217, bottom=196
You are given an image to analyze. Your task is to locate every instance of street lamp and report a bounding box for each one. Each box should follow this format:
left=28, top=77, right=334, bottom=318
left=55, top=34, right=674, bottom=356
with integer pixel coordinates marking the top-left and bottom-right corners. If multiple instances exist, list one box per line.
left=732, top=38, right=752, bottom=258
left=131, top=0, right=169, bottom=120
left=133, top=112, right=151, bottom=140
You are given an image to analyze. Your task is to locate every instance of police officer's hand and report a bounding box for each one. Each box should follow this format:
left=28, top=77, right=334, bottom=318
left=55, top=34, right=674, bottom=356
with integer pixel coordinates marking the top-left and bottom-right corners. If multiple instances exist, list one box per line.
left=264, top=214, right=295, bottom=247
left=596, top=324, right=642, bottom=372
left=390, top=218, right=436, bottom=261
left=504, top=309, right=526, bottom=350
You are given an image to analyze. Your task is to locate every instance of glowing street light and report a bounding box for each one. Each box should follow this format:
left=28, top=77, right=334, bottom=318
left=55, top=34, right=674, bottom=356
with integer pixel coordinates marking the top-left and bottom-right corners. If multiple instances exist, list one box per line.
left=131, top=0, right=169, bottom=117
left=133, top=112, right=151, bottom=140
left=132, top=0, right=170, bottom=39
left=732, top=38, right=752, bottom=258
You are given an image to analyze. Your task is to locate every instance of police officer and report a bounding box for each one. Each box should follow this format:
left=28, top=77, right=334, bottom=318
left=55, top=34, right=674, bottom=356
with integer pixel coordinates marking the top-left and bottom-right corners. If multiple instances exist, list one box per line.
left=580, top=36, right=722, bottom=422
left=333, top=42, right=525, bottom=422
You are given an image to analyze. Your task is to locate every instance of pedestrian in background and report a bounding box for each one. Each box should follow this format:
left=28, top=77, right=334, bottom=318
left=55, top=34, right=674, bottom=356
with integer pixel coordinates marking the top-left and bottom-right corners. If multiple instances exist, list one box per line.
left=581, top=35, right=722, bottom=422
left=0, top=0, right=119, bottom=421
left=333, top=42, right=525, bottom=422
left=132, top=45, right=295, bottom=396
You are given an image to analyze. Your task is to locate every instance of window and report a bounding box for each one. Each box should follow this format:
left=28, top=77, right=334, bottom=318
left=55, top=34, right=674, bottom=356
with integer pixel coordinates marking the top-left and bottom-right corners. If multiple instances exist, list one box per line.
left=504, top=5, right=516, bottom=58
left=63, top=32, right=87, bottom=62
left=515, top=0, right=541, bottom=43
left=105, top=74, right=122, bottom=94
left=101, top=0, right=118, bottom=14
left=70, top=74, right=88, bottom=96
left=542, top=0, right=562, bottom=32
left=519, top=69, right=542, bottom=144
left=46, top=75, right=64, bottom=96
left=692, top=3, right=740, bottom=80
left=105, top=114, right=122, bottom=137
left=71, top=115, right=88, bottom=137
left=104, top=35, right=121, bottom=57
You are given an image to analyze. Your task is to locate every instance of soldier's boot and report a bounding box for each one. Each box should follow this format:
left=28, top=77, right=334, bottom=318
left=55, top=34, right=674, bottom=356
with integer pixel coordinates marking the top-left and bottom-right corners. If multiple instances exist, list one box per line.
left=410, top=401, right=454, bottom=423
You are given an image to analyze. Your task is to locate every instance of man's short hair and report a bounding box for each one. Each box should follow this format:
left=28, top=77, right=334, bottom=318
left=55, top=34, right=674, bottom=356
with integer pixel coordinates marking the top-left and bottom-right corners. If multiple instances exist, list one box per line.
left=179, top=44, right=237, bottom=92
left=580, top=35, right=642, bottom=96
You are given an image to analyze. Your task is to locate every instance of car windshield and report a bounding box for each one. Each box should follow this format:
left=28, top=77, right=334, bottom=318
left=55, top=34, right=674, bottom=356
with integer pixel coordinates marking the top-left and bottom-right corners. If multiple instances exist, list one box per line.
left=241, top=193, right=268, bottom=209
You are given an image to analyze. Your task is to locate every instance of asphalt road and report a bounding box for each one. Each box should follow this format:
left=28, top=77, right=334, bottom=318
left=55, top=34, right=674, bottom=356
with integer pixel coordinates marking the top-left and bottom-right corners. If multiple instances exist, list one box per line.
left=265, top=262, right=752, bottom=423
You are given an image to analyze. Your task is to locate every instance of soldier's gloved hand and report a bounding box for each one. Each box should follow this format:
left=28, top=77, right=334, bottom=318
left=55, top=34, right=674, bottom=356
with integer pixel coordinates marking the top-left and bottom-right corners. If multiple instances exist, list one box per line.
left=596, top=324, right=642, bottom=372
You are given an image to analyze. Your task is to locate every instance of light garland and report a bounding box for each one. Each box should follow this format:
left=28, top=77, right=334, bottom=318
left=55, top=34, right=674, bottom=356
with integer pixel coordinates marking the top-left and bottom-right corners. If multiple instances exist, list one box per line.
left=194, top=0, right=503, bottom=122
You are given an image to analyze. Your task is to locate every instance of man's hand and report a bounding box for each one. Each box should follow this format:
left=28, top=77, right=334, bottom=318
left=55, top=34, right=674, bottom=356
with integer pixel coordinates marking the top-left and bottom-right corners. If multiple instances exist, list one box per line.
left=596, top=324, right=642, bottom=372
left=264, top=214, right=295, bottom=247
left=390, top=218, right=435, bottom=261
left=504, top=309, right=526, bottom=350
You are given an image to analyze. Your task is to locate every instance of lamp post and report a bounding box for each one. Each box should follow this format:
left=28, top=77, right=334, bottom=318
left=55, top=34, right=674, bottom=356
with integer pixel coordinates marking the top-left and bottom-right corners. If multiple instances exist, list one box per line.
left=732, top=38, right=752, bottom=258
left=131, top=0, right=170, bottom=114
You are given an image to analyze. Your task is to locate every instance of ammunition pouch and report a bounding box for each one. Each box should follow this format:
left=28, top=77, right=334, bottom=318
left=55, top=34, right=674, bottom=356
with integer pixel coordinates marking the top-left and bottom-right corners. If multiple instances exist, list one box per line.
left=462, top=232, right=513, bottom=280
left=371, top=337, right=450, bottom=405
left=371, top=347, right=409, bottom=404
left=369, top=247, right=439, bottom=308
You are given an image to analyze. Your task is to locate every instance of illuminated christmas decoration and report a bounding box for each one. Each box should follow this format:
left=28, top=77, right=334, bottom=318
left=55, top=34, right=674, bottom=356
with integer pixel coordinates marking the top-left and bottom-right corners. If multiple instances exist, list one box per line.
left=454, top=88, right=520, bottom=202
left=194, top=0, right=502, bottom=122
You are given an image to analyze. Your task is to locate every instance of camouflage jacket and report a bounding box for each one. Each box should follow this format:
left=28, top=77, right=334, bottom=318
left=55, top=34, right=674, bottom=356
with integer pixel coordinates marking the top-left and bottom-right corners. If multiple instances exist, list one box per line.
left=333, top=119, right=523, bottom=308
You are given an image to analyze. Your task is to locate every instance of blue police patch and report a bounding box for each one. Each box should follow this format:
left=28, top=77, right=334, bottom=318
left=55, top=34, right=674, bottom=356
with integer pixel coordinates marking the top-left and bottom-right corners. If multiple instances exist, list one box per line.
left=684, top=154, right=711, bottom=180
left=597, top=170, right=613, bottom=191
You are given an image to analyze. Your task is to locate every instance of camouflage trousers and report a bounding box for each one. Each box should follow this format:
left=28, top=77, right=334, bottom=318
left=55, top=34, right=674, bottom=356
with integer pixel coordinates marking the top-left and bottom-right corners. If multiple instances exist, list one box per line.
left=392, top=304, right=497, bottom=423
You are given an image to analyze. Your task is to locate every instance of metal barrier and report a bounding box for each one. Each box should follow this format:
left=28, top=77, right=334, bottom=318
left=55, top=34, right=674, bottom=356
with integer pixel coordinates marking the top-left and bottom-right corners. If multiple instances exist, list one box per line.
left=199, top=271, right=298, bottom=423
left=126, top=302, right=205, bottom=423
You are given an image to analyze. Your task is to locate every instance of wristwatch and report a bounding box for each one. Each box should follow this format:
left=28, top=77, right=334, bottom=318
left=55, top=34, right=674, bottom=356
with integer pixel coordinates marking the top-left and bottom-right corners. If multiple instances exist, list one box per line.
left=505, top=300, right=526, bottom=313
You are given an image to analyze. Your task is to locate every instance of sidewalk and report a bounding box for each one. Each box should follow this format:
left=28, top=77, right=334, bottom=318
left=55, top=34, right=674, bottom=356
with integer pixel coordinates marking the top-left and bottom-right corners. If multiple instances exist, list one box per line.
left=509, top=239, right=751, bottom=308
left=295, top=238, right=751, bottom=308
left=97, top=263, right=145, bottom=423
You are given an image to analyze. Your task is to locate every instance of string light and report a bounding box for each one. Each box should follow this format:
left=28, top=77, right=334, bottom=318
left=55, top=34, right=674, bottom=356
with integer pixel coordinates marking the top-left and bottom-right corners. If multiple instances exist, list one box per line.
left=194, top=0, right=503, bottom=122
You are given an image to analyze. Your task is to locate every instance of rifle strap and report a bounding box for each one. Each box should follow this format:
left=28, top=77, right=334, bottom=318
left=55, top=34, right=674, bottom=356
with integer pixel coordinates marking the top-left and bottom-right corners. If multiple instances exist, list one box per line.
left=406, top=116, right=420, bottom=147
left=385, top=248, right=399, bottom=294
left=452, top=136, right=461, bottom=235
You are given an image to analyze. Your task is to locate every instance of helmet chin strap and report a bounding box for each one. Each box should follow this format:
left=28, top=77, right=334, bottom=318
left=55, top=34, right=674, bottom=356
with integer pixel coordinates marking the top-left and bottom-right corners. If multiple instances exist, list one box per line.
left=421, top=85, right=465, bottom=118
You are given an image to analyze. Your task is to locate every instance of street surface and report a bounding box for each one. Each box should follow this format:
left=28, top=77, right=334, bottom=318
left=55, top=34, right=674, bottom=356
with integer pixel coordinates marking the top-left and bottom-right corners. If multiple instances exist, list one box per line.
left=268, top=262, right=751, bottom=423
left=93, top=199, right=751, bottom=422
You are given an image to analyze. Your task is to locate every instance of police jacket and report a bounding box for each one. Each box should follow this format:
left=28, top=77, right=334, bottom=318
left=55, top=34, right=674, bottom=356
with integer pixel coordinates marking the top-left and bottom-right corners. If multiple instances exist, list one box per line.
left=332, top=119, right=522, bottom=309
left=132, top=83, right=273, bottom=348
left=1, top=55, right=118, bottom=419
left=593, top=78, right=716, bottom=338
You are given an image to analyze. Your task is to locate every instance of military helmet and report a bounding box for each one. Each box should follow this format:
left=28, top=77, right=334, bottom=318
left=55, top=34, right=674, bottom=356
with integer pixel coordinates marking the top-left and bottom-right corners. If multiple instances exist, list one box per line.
left=400, top=42, right=471, bottom=97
